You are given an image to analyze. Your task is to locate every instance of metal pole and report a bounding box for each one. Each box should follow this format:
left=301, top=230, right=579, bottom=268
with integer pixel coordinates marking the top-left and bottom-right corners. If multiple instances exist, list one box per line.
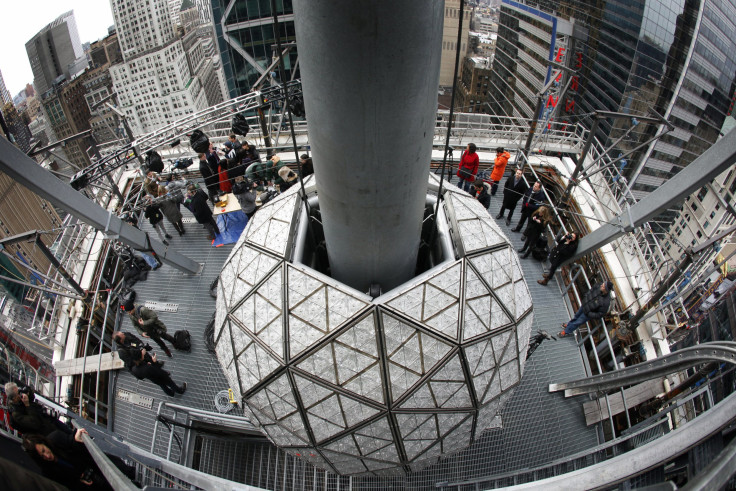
left=293, top=0, right=443, bottom=292
left=0, top=137, right=201, bottom=274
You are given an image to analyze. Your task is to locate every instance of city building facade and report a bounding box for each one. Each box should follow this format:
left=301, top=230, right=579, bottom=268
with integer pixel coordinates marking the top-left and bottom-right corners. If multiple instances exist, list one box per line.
left=0, top=70, right=11, bottom=106
left=109, top=0, right=208, bottom=134
left=455, top=56, right=493, bottom=113
left=488, top=0, right=736, bottom=216
left=210, top=0, right=298, bottom=98
left=25, top=11, right=89, bottom=96
left=440, top=0, right=473, bottom=88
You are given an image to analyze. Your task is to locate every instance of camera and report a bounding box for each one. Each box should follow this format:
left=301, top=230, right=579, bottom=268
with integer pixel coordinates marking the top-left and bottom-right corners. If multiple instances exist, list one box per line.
left=19, top=386, right=35, bottom=404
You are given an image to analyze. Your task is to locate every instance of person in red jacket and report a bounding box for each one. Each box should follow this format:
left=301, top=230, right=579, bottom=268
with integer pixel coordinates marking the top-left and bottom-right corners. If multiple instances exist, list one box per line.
left=490, top=147, right=511, bottom=195
left=456, top=142, right=479, bottom=193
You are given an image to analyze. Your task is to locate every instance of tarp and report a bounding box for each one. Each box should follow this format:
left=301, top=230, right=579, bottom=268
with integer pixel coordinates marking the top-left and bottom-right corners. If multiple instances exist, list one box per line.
left=214, top=211, right=248, bottom=247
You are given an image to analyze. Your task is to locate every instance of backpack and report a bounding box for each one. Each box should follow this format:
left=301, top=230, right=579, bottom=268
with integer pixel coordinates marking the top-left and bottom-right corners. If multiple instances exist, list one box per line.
left=531, top=236, right=549, bottom=261
left=119, top=289, right=136, bottom=312
left=174, top=330, right=192, bottom=351
left=189, top=130, right=210, bottom=154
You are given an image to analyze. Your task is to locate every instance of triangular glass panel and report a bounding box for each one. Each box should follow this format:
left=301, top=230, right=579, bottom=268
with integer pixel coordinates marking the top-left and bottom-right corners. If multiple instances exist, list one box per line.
left=296, top=342, right=338, bottom=385
left=293, top=374, right=335, bottom=409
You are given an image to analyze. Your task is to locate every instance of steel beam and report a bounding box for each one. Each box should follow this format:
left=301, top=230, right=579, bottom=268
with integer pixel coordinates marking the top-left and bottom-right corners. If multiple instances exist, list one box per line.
left=0, top=137, right=201, bottom=274
left=574, top=128, right=736, bottom=259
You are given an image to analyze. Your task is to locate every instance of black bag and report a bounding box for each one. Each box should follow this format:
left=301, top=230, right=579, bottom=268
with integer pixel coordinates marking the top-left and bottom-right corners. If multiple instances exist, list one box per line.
left=173, top=330, right=191, bottom=351
left=146, top=151, right=164, bottom=174
left=531, top=237, right=549, bottom=261
left=189, top=130, right=210, bottom=153
left=232, top=114, right=250, bottom=136
left=458, top=167, right=473, bottom=181
left=119, top=289, right=136, bottom=312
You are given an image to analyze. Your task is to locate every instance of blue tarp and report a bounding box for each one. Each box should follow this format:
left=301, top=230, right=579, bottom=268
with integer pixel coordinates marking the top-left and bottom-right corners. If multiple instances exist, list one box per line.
left=214, top=211, right=248, bottom=246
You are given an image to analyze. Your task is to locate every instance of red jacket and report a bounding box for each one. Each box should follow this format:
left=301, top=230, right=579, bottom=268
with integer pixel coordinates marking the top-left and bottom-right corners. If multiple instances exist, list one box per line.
left=456, top=151, right=480, bottom=181
left=490, top=151, right=510, bottom=181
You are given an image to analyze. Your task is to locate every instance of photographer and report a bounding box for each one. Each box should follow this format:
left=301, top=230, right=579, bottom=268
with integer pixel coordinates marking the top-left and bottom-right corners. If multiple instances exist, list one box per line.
left=112, top=331, right=154, bottom=371
left=4, top=382, right=69, bottom=436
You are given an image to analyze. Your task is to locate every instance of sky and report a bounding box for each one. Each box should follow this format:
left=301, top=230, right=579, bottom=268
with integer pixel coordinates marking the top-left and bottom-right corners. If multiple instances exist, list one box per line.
left=0, top=0, right=115, bottom=96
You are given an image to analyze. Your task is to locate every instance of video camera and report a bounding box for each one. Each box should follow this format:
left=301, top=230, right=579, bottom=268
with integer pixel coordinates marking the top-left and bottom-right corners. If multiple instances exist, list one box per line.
left=19, top=385, right=35, bottom=403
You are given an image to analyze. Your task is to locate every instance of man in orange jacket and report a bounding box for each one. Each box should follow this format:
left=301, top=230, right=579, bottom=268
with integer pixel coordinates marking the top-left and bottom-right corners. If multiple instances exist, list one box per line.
left=490, top=147, right=511, bottom=195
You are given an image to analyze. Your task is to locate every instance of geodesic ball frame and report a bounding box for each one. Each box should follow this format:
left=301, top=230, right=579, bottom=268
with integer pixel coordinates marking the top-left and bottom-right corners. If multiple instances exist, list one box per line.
left=213, top=174, right=533, bottom=475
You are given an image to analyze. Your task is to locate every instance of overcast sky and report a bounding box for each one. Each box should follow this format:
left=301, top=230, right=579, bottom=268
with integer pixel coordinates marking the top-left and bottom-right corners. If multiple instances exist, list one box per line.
left=0, top=0, right=114, bottom=96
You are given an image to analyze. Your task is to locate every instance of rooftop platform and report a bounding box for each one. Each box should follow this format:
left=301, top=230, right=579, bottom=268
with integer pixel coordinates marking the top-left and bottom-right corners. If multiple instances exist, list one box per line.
left=111, top=176, right=599, bottom=487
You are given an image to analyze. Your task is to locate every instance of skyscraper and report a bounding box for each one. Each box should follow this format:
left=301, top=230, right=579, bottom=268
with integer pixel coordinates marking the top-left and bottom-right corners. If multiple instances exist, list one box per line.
left=210, top=0, right=298, bottom=98
left=488, top=0, right=736, bottom=213
left=109, top=0, right=208, bottom=134
left=0, top=70, right=11, bottom=106
left=25, top=11, right=88, bottom=96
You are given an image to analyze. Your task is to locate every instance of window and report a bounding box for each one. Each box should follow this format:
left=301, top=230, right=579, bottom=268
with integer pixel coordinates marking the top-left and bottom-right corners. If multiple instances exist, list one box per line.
left=697, top=186, right=708, bottom=201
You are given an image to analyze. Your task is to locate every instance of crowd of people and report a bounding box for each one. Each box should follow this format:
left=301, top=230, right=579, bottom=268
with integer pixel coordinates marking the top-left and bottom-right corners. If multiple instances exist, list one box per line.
left=4, top=382, right=138, bottom=489
left=454, top=143, right=612, bottom=338
left=136, top=135, right=314, bottom=242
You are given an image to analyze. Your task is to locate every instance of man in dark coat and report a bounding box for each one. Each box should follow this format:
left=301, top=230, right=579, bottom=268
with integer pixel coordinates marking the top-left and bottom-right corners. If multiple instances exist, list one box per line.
left=198, top=152, right=220, bottom=204
left=143, top=197, right=172, bottom=245
left=512, top=181, right=546, bottom=232
left=496, top=168, right=528, bottom=226
left=472, top=180, right=491, bottom=210
left=112, top=331, right=153, bottom=370
left=185, top=185, right=221, bottom=240
left=5, top=383, right=66, bottom=436
left=560, top=281, right=614, bottom=337
left=130, top=348, right=187, bottom=396
left=299, top=154, right=314, bottom=177
left=125, top=303, right=176, bottom=357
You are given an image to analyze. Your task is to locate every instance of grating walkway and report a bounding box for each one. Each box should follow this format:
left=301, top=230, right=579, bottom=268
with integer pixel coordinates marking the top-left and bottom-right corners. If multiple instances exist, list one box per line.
left=110, top=179, right=599, bottom=487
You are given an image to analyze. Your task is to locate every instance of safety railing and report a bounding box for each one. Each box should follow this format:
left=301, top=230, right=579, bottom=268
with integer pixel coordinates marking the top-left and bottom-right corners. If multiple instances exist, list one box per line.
left=440, top=343, right=736, bottom=490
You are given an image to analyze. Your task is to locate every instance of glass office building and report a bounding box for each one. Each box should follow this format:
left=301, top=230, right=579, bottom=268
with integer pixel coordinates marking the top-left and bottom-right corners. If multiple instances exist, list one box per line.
left=489, top=0, right=736, bottom=207
left=211, top=0, right=298, bottom=98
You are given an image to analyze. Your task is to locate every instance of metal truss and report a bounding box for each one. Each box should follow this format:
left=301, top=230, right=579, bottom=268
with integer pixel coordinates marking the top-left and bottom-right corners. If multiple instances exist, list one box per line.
left=70, top=80, right=303, bottom=189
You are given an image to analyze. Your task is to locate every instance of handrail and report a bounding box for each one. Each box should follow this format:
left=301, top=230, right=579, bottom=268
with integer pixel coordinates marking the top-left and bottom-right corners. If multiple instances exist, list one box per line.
left=550, top=342, right=736, bottom=396
left=74, top=420, right=138, bottom=491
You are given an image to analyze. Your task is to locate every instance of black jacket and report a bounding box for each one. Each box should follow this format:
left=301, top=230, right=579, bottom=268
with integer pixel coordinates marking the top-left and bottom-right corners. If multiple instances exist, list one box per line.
left=36, top=430, right=108, bottom=490
left=143, top=204, right=163, bottom=225
left=549, top=234, right=579, bottom=265
left=9, top=400, right=58, bottom=436
left=187, top=189, right=214, bottom=223
left=476, top=183, right=491, bottom=209
left=502, top=175, right=528, bottom=208
left=580, top=282, right=612, bottom=320
left=116, top=332, right=150, bottom=370
left=520, top=187, right=546, bottom=214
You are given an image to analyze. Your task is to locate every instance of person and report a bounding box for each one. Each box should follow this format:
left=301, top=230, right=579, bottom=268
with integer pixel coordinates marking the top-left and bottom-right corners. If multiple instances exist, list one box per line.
left=112, top=331, right=154, bottom=370
left=538, top=231, right=580, bottom=285
left=277, top=166, right=298, bottom=193
left=512, top=181, right=546, bottom=232
left=143, top=196, right=172, bottom=245
left=490, top=147, right=511, bottom=195
left=143, top=172, right=161, bottom=197
left=23, top=428, right=137, bottom=490
left=266, top=155, right=287, bottom=188
left=125, top=303, right=176, bottom=357
left=246, top=158, right=269, bottom=190
left=231, top=176, right=257, bottom=219
left=559, top=281, right=614, bottom=337
left=5, top=383, right=66, bottom=436
left=185, top=185, right=221, bottom=240
left=456, top=143, right=479, bottom=193
left=472, top=179, right=491, bottom=210
left=228, top=134, right=242, bottom=151
left=518, top=206, right=552, bottom=259
left=217, top=158, right=232, bottom=193
left=497, top=168, right=528, bottom=226
left=299, top=153, right=314, bottom=177
left=198, top=153, right=219, bottom=204
left=130, top=348, right=187, bottom=396
left=157, top=188, right=185, bottom=236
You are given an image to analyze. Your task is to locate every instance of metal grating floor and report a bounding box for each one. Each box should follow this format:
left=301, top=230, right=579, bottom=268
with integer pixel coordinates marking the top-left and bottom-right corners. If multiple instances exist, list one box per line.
left=110, top=182, right=599, bottom=488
